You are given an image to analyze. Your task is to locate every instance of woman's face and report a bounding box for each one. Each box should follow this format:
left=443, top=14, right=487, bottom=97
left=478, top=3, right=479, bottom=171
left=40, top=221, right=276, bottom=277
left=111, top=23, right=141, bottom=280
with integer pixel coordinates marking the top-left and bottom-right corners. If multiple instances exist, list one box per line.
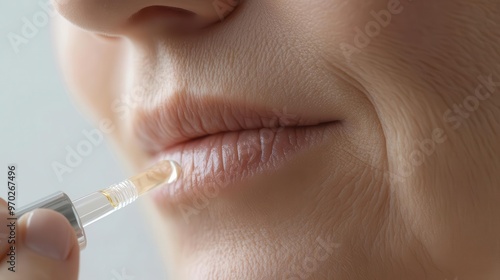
left=54, top=0, right=500, bottom=279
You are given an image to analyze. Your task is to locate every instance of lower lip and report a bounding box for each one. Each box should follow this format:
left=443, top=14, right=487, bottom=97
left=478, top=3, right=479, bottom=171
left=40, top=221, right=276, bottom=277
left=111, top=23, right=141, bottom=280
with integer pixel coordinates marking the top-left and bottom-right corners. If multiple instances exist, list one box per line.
left=151, top=122, right=340, bottom=206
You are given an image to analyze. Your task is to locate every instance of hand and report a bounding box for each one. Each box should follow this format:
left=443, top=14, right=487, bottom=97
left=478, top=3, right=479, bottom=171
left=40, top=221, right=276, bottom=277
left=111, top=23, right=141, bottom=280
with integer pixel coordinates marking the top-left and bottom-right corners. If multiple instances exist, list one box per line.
left=0, top=198, right=80, bottom=279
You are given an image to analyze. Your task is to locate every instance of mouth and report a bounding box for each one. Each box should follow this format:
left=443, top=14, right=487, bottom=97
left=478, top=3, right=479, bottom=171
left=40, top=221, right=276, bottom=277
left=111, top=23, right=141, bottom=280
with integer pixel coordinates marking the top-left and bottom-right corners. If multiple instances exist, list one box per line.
left=131, top=94, right=342, bottom=205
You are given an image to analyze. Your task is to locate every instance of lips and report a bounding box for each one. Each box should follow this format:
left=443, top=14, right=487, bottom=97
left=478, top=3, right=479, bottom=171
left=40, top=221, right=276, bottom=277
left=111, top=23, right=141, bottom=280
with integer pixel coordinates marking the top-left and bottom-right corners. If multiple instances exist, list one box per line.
left=131, top=94, right=340, bottom=204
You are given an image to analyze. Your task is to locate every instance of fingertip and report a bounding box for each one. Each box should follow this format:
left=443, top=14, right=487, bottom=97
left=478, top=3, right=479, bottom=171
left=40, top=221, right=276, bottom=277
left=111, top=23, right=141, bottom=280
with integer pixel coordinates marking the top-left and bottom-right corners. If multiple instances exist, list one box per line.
left=0, top=199, right=11, bottom=257
left=0, top=197, right=7, bottom=211
left=19, top=209, right=79, bottom=261
left=0, top=209, right=81, bottom=280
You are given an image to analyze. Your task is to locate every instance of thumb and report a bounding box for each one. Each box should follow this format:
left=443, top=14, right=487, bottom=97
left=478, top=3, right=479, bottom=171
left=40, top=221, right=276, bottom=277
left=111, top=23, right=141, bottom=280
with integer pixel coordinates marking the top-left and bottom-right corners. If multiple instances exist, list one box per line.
left=0, top=207, right=80, bottom=280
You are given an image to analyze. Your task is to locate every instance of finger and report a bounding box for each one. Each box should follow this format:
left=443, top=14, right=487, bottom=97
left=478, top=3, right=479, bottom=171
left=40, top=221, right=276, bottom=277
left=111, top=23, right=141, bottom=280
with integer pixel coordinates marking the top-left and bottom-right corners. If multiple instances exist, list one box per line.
left=0, top=198, right=10, bottom=257
left=0, top=209, right=80, bottom=280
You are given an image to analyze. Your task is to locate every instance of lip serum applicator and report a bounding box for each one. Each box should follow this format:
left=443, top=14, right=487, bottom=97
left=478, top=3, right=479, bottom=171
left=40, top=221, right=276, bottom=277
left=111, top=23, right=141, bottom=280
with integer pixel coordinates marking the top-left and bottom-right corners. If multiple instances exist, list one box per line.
left=16, top=160, right=181, bottom=249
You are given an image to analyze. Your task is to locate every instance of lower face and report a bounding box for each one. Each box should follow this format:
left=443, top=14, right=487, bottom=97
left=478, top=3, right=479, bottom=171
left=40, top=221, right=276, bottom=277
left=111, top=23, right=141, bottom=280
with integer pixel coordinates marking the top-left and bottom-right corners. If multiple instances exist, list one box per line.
left=55, top=0, right=500, bottom=279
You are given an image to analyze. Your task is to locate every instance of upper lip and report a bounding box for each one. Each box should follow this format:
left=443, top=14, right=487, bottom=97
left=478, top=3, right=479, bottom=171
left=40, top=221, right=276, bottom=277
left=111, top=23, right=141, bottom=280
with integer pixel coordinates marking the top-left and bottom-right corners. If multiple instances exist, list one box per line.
left=131, top=94, right=335, bottom=154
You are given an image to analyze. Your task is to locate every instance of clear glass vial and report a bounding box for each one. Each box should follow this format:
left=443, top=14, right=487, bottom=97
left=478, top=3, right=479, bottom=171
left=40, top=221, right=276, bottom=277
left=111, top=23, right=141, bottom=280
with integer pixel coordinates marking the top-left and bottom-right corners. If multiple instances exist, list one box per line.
left=16, top=160, right=181, bottom=249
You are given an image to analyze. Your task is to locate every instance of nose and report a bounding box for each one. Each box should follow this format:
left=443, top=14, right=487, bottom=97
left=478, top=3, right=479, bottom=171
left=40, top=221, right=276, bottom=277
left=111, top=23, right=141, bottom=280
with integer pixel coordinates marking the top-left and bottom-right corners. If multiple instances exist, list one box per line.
left=53, top=0, right=239, bottom=36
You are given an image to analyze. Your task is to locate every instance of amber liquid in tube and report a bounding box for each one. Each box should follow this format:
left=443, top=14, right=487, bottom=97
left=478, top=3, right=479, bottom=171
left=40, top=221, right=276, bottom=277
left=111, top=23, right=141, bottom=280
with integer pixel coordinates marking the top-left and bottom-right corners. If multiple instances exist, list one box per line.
left=73, top=160, right=181, bottom=227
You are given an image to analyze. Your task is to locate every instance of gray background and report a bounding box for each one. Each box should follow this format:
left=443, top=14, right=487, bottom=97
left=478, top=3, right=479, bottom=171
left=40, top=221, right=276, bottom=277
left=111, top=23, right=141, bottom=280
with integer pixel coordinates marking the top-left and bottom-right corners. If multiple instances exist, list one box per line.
left=0, top=1, right=166, bottom=279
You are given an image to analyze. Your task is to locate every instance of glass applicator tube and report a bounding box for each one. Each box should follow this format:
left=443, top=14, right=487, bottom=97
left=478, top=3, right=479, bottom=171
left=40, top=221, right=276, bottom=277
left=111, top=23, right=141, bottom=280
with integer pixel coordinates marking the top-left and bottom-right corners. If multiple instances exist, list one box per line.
left=74, top=160, right=181, bottom=227
left=16, top=160, right=181, bottom=249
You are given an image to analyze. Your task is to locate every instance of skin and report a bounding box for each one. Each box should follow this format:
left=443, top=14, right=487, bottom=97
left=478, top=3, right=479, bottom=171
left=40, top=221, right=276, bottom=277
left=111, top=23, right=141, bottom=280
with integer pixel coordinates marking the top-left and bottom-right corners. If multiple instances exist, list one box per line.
left=53, top=0, right=500, bottom=279
left=0, top=199, right=80, bottom=280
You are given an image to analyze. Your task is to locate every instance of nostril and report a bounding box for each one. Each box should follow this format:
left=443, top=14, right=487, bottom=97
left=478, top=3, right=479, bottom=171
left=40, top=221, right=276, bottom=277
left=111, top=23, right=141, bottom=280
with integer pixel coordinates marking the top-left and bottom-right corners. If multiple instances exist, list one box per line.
left=55, top=0, right=240, bottom=37
left=126, top=6, right=209, bottom=34
left=130, top=6, right=197, bottom=22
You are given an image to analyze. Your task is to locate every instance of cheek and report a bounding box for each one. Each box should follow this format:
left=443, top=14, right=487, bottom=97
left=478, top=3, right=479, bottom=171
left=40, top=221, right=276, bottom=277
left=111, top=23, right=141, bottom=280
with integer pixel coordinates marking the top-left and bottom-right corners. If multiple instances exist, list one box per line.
left=54, top=15, right=127, bottom=123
